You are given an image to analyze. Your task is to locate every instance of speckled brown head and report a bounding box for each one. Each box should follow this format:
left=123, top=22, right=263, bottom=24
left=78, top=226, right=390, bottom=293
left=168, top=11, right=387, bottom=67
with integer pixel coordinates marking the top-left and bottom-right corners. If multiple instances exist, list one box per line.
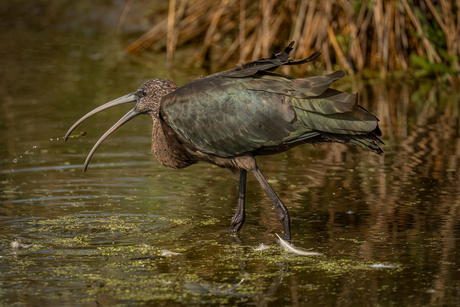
left=135, top=78, right=177, bottom=116
left=64, top=78, right=177, bottom=172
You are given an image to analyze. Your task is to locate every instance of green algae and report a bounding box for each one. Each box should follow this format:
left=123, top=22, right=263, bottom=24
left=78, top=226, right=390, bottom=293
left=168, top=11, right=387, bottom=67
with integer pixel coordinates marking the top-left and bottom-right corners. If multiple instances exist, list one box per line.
left=158, top=216, right=192, bottom=226
left=0, top=212, right=404, bottom=306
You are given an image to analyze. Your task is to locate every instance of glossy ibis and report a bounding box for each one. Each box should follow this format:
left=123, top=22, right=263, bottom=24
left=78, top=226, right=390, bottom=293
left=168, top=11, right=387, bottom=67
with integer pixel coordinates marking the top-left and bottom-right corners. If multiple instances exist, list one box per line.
left=65, top=42, right=383, bottom=240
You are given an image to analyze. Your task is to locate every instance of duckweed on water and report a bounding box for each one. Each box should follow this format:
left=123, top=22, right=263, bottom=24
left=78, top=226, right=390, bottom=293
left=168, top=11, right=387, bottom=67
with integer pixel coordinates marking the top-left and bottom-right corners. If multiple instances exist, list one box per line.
left=0, top=214, right=403, bottom=306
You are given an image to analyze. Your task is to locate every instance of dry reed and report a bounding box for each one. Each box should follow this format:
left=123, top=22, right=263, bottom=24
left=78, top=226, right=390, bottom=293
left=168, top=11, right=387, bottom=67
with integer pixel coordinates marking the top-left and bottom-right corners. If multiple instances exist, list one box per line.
left=125, top=0, right=459, bottom=81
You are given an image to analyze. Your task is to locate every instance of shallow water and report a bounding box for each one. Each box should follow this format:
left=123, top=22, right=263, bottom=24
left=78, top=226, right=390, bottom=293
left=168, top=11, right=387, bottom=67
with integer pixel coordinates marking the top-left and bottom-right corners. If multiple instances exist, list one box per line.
left=1, top=2, right=460, bottom=306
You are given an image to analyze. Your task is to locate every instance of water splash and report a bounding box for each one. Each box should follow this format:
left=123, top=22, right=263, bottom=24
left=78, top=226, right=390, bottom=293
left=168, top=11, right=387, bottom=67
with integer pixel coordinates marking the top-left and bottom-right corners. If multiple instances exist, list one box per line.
left=10, top=133, right=83, bottom=170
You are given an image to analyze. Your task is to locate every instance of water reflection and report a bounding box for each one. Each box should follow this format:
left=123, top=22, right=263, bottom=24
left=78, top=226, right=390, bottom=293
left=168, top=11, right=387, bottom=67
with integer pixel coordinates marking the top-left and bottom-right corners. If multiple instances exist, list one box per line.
left=1, top=1, right=460, bottom=306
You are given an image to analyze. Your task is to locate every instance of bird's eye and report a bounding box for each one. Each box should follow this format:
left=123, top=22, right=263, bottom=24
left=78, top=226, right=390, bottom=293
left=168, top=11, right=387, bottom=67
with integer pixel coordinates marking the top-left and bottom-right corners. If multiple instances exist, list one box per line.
left=137, top=89, right=147, bottom=98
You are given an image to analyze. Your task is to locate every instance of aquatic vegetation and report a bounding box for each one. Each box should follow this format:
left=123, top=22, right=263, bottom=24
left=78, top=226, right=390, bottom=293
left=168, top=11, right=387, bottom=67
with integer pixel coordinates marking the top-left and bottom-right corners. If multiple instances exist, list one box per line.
left=0, top=215, right=403, bottom=306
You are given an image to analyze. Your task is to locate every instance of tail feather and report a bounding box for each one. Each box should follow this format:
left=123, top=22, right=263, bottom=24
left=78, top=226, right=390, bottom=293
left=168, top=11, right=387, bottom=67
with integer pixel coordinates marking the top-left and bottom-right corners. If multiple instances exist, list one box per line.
left=337, top=132, right=384, bottom=154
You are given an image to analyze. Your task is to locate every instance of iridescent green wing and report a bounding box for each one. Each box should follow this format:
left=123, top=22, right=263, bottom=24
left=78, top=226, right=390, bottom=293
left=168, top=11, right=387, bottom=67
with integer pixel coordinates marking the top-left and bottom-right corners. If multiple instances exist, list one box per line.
left=161, top=42, right=381, bottom=157
left=160, top=76, right=297, bottom=157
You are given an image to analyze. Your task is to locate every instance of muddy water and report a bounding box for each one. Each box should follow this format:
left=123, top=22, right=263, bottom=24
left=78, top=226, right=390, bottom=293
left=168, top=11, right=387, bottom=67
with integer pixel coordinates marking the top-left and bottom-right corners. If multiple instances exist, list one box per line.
left=1, top=2, right=460, bottom=306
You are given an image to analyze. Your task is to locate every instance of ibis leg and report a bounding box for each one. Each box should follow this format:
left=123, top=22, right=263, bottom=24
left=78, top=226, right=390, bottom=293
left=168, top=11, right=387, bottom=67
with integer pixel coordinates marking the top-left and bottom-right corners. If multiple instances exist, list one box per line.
left=251, top=166, right=291, bottom=240
left=229, top=169, right=247, bottom=234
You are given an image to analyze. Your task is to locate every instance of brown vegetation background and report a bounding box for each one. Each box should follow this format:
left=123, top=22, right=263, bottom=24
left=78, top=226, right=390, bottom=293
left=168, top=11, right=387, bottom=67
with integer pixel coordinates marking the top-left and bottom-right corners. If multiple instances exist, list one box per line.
left=123, top=0, right=459, bottom=81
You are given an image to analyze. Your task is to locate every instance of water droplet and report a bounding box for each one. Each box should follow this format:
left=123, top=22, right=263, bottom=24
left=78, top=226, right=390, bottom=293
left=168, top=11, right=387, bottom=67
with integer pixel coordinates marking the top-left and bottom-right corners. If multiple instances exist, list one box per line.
left=25, top=150, right=29, bottom=154
left=20, top=156, right=22, bottom=159
left=13, top=159, right=17, bottom=163
left=347, top=211, right=353, bottom=214
left=50, top=138, right=53, bottom=141
left=33, top=146, right=37, bottom=149
left=57, top=137, right=60, bottom=141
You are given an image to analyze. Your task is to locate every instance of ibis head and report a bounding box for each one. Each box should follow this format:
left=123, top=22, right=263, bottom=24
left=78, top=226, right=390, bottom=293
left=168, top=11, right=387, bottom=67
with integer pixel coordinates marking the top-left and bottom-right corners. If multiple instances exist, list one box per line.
left=64, top=78, right=177, bottom=172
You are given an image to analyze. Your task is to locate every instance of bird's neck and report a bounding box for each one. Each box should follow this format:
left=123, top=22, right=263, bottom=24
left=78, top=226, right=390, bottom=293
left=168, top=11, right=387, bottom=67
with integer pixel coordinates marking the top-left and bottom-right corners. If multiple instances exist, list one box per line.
left=151, top=118, right=197, bottom=169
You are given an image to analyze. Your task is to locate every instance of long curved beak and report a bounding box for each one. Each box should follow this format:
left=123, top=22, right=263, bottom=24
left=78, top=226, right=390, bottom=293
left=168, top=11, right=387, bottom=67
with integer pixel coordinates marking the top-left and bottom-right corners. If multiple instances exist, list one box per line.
left=65, top=93, right=141, bottom=173
left=65, top=93, right=139, bottom=141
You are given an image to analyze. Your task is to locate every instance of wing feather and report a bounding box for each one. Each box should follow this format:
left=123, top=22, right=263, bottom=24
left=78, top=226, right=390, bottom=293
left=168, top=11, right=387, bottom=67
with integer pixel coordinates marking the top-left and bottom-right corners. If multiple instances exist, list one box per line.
left=160, top=42, right=381, bottom=157
left=161, top=80, right=297, bottom=156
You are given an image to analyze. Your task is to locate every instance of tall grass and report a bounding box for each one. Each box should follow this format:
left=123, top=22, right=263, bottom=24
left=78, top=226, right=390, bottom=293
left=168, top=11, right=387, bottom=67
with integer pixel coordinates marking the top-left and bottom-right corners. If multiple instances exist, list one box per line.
left=125, top=0, right=459, bottom=81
